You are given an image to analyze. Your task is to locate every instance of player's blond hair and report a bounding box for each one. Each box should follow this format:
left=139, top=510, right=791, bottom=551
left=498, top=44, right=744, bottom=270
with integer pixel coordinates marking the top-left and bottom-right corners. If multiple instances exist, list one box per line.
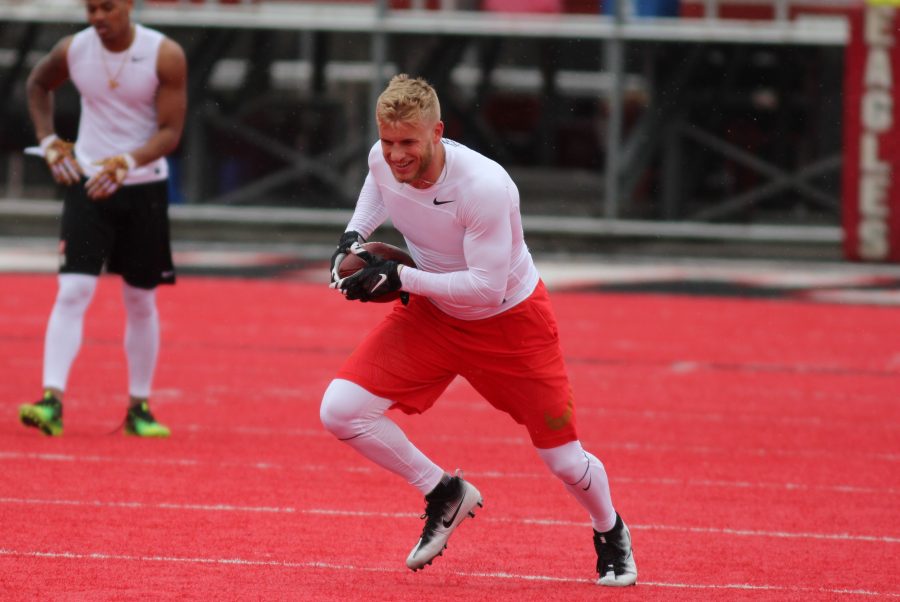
left=376, top=74, right=441, bottom=126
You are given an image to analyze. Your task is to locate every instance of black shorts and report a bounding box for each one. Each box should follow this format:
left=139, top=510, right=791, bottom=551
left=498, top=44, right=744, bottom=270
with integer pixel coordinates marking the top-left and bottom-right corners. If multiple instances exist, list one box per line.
left=59, top=180, right=176, bottom=289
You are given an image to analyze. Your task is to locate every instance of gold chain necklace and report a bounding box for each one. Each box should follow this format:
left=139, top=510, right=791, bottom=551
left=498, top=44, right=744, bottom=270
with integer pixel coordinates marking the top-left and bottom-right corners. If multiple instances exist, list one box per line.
left=100, top=28, right=134, bottom=90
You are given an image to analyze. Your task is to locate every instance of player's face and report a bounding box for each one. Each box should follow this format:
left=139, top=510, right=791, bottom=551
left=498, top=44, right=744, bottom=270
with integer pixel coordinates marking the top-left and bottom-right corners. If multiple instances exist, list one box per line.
left=85, top=0, right=133, bottom=48
left=378, top=118, right=444, bottom=188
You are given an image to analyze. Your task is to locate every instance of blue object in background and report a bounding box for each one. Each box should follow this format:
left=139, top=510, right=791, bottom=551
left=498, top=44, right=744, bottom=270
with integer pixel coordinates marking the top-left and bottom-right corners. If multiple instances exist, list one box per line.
left=167, top=157, right=185, bottom=205
left=601, top=0, right=680, bottom=17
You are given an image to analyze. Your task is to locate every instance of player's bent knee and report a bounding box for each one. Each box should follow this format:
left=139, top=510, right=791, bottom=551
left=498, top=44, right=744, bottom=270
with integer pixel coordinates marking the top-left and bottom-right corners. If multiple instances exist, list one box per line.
left=319, top=393, right=353, bottom=438
left=320, top=379, right=387, bottom=440
left=538, top=441, right=592, bottom=486
left=547, top=454, right=590, bottom=485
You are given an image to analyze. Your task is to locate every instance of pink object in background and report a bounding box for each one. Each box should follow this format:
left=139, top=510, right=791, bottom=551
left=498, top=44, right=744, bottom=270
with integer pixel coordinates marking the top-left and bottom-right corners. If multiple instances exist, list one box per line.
left=482, top=0, right=563, bottom=13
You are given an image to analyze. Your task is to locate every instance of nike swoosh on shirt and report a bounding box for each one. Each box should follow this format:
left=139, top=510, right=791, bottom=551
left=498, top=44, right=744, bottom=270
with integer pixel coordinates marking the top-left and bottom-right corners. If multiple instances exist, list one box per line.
left=442, top=496, right=466, bottom=529
left=433, top=198, right=456, bottom=205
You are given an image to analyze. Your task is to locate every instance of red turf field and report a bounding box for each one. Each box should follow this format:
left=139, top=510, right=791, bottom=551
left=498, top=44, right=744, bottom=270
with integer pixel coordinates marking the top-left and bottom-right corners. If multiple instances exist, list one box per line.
left=1, top=273, right=898, bottom=600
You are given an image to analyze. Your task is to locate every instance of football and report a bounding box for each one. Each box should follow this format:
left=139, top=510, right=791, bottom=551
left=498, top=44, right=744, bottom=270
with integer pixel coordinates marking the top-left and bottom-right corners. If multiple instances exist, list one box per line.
left=337, top=241, right=416, bottom=303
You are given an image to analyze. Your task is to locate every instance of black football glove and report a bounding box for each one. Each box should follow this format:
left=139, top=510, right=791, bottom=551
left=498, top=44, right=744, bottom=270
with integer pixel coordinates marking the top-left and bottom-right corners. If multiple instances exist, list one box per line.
left=330, top=230, right=366, bottom=283
left=337, top=259, right=403, bottom=302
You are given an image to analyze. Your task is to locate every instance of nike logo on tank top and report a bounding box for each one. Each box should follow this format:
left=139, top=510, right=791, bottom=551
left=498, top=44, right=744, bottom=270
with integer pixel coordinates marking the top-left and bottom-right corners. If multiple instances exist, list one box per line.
left=68, top=24, right=168, bottom=184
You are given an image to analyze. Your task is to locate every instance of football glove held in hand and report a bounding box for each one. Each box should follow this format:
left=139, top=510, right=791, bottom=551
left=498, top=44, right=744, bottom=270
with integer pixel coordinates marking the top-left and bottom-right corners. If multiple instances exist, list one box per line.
left=338, top=259, right=403, bottom=302
left=330, top=230, right=366, bottom=283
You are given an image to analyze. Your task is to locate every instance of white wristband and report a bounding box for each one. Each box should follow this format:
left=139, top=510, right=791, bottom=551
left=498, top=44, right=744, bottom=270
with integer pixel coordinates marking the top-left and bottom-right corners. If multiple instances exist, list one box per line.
left=123, top=153, right=137, bottom=170
left=39, top=134, right=59, bottom=153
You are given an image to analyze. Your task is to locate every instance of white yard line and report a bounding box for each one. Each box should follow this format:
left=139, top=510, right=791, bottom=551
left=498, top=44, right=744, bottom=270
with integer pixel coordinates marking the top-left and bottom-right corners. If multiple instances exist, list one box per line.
left=0, top=547, right=897, bottom=598
left=1, top=497, right=898, bottom=544
left=1, top=449, right=897, bottom=495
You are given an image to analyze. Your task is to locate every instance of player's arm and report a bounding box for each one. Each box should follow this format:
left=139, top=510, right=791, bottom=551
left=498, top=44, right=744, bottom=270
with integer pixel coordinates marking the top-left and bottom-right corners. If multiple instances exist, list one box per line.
left=400, top=182, right=512, bottom=307
left=26, top=36, right=81, bottom=185
left=330, top=170, right=389, bottom=282
left=26, top=36, right=70, bottom=142
left=346, top=172, right=389, bottom=238
left=87, top=37, right=187, bottom=199
left=142, top=37, right=188, bottom=166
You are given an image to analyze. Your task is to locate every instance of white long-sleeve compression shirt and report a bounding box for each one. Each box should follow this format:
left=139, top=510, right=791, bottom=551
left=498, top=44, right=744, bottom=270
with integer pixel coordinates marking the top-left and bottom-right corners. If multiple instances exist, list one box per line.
left=346, top=139, right=539, bottom=320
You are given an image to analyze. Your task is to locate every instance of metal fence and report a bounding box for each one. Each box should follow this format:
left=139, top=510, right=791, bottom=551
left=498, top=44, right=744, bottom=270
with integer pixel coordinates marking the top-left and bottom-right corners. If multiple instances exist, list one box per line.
left=0, top=0, right=851, bottom=247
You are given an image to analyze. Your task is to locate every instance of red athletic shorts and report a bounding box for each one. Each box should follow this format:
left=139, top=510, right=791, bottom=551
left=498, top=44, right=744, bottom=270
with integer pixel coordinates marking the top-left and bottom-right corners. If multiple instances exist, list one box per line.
left=336, top=280, right=578, bottom=449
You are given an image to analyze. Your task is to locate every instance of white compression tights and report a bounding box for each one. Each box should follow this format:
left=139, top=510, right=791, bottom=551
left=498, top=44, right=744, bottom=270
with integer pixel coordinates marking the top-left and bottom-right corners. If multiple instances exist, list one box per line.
left=43, top=275, right=160, bottom=399
left=43, top=274, right=98, bottom=391
left=320, top=378, right=619, bottom=531
left=122, top=282, right=159, bottom=399
left=320, top=379, right=445, bottom=495
left=536, top=440, right=617, bottom=533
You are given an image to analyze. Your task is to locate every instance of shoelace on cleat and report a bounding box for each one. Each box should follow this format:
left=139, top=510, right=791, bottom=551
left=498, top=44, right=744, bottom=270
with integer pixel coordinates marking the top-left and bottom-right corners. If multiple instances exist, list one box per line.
left=129, top=405, right=158, bottom=422
left=595, top=533, right=629, bottom=576
left=417, top=480, right=460, bottom=542
left=418, top=500, right=444, bottom=542
left=107, top=404, right=159, bottom=435
left=33, top=396, right=62, bottom=414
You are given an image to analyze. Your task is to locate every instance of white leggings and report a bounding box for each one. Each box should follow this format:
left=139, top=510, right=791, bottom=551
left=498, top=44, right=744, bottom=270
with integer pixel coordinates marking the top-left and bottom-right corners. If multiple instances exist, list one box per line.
left=43, top=274, right=159, bottom=399
left=122, top=281, right=159, bottom=399
left=320, top=379, right=445, bottom=494
left=320, top=378, right=617, bottom=531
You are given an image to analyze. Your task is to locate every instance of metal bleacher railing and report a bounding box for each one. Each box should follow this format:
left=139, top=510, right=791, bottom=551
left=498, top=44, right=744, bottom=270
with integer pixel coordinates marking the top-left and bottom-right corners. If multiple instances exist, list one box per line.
left=0, top=0, right=852, bottom=251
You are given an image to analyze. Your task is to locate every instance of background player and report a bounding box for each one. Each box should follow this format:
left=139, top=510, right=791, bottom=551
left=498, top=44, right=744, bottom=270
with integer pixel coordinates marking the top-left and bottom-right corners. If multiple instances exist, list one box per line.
left=18, top=0, right=187, bottom=437
left=322, top=74, right=637, bottom=586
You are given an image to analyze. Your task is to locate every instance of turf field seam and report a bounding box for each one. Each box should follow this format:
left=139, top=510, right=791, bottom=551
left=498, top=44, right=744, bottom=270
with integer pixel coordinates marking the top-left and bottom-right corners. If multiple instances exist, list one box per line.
left=0, top=548, right=897, bottom=597
left=2, top=451, right=897, bottom=495
left=0, top=497, right=295, bottom=513
left=8, top=326, right=897, bottom=378
left=2, top=498, right=897, bottom=544
left=364, top=401, right=900, bottom=429
left=7, top=432, right=900, bottom=464
left=563, top=356, right=900, bottom=379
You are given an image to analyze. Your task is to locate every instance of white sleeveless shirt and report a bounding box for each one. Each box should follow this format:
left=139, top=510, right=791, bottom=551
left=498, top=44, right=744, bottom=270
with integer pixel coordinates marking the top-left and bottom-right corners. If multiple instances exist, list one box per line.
left=67, top=24, right=168, bottom=184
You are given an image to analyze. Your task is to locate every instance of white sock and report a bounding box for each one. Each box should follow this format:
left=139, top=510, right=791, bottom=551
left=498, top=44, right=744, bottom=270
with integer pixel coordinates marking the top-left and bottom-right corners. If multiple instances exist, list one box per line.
left=42, top=274, right=98, bottom=392
left=537, top=440, right=617, bottom=532
left=122, top=283, right=159, bottom=399
left=320, top=378, right=445, bottom=495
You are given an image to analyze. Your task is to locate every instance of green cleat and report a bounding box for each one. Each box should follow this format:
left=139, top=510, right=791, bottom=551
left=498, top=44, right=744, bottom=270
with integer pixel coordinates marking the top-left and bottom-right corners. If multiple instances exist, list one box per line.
left=124, top=401, right=171, bottom=438
left=19, top=392, right=63, bottom=436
